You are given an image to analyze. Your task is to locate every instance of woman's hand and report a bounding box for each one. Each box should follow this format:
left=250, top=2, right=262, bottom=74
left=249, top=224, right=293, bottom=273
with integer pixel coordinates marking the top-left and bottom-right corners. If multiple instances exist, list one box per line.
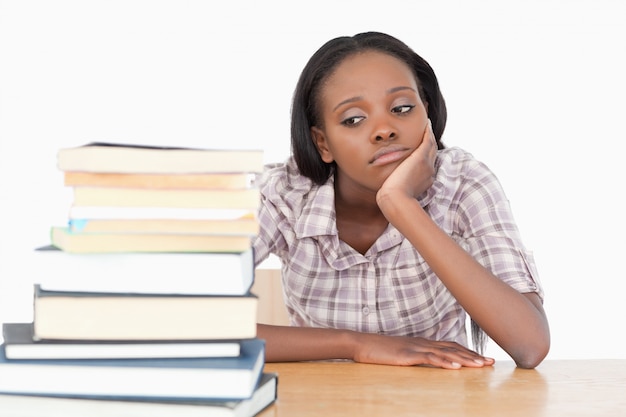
left=352, top=332, right=495, bottom=369
left=377, top=119, right=438, bottom=206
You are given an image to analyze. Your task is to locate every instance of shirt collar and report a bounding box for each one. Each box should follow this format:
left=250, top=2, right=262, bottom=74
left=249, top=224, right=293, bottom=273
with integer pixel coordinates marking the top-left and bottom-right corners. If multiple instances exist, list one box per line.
left=281, top=156, right=444, bottom=270
left=293, top=177, right=337, bottom=239
left=293, top=174, right=408, bottom=270
left=292, top=159, right=443, bottom=239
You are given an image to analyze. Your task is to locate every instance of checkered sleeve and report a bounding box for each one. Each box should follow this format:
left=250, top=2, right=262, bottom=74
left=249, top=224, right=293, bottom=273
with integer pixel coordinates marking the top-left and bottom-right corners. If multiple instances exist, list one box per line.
left=456, top=159, right=544, bottom=300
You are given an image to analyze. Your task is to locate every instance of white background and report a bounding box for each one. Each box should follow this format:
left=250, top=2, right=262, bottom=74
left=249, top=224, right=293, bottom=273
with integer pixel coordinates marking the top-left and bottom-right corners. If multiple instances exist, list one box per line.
left=1, top=0, right=624, bottom=361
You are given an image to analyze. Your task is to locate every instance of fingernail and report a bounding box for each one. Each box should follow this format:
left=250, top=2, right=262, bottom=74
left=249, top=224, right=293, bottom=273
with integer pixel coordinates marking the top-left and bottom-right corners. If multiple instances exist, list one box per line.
left=474, top=359, right=484, bottom=365
left=451, top=362, right=461, bottom=368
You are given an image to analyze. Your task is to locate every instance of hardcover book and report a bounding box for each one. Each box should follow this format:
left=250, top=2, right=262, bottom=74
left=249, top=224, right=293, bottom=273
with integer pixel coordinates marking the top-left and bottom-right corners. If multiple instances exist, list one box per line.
left=50, top=226, right=252, bottom=253
left=64, top=171, right=254, bottom=189
left=57, top=142, right=264, bottom=174
left=0, top=339, right=266, bottom=401
left=0, top=372, right=277, bottom=417
left=71, top=186, right=260, bottom=209
left=67, top=217, right=260, bottom=236
left=34, top=245, right=255, bottom=296
left=2, top=323, right=241, bottom=360
left=67, top=206, right=257, bottom=221
left=33, top=285, right=258, bottom=341
left=0, top=373, right=278, bottom=417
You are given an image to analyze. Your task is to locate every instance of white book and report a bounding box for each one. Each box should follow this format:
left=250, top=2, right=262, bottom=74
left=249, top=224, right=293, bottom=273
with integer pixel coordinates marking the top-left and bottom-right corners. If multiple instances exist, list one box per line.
left=2, top=323, right=241, bottom=360
left=71, top=187, right=260, bottom=210
left=33, top=245, right=254, bottom=296
left=32, top=286, right=258, bottom=341
left=57, top=142, right=264, bottom=174
left=68, top=206, right=256, bottom=220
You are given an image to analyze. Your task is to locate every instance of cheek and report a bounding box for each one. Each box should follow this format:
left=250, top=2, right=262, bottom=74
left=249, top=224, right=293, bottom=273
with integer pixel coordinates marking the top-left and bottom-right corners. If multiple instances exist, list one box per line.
left=407, top=116, right=429, bottom=146
left=323, top=129, right=361, bottom=158
left=329, top=138, right=365, bottom=162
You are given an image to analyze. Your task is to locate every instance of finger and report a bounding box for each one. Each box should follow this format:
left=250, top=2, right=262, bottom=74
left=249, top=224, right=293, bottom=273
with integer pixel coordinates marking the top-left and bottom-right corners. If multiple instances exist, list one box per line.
left=447, top=346, right=495, bottom=364
left=430, top=343, right=495, bottom=368
left=402, top=351, right=460, bottom=369
left=414, top=351, right=464, bottom=370
left=425, top=120, right=438, bottom=175
left=422, top=118, right=433, bottom=138
left=401, top=345, right=480, bottom=369
left=427, top=120, right=438, bottom=151
left=420, top=119, right=436, bottom=158
left=436, top=341, right=491, bottom=358
left=437, top=352, right=491, bottom=369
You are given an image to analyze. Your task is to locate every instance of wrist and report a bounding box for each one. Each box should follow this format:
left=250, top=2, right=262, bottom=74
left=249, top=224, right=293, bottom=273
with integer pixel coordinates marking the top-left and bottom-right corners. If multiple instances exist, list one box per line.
left=344, top=330, right=383, bottom=363
left=377, top=189, right=416, bottom=219
left=337, top=329, right=362, bottom=361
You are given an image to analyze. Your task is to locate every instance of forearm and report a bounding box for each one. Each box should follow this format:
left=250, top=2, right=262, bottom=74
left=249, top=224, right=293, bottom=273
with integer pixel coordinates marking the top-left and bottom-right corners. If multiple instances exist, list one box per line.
left=258, top=323, right=495, bottom=368
left=257, top=324, right=357, bottom=362
left=378, top=193, right=550, bottom=368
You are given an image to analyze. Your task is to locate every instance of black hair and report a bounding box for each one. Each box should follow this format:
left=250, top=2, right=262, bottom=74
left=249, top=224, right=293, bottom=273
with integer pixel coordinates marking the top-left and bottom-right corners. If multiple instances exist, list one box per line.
left=290, top=31, right=448, bottom=186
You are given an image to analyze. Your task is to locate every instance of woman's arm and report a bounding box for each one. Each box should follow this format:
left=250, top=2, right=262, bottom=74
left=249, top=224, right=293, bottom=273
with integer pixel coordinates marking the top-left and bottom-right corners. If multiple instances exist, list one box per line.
left=257, top=323, right=494, bottom=369
left=377, top=195, right=549, bottom=368
left=376, top=130, right=550, bottom=369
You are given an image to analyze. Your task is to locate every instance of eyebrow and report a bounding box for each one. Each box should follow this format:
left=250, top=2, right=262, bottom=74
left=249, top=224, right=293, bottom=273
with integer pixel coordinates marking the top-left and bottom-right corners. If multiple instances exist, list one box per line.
left=332, top=86, right=418, bottom=112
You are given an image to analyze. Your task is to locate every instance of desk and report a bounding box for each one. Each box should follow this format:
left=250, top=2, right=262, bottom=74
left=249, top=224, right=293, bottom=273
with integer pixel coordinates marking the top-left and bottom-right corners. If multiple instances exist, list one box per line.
left=258, top=360, right=626, bottom=416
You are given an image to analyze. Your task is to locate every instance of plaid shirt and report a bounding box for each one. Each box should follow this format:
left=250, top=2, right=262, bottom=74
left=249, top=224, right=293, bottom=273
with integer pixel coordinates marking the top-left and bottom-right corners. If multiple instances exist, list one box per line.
left=252, top=147, right=543, bottom=346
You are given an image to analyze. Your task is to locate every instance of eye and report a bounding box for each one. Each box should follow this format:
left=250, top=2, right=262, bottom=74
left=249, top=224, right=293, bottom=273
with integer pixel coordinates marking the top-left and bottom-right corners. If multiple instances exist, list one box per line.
left=341, top=115, right=366, bottom=126
left=392, top=104, right=415, bottom=114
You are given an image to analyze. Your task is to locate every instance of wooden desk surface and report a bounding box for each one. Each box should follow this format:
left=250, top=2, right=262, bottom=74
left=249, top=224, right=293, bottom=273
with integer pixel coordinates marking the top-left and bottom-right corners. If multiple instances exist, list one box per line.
left=259, top=359, right=626, bottom=416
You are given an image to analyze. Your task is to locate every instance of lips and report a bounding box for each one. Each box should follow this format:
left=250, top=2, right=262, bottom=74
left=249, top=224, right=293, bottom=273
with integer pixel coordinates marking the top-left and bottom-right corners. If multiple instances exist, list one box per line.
left=369, top=145, right=410, bottom=165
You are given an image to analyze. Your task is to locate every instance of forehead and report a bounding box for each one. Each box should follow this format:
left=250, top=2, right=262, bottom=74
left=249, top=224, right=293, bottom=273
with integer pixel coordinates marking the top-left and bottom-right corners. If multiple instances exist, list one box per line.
left=322, top=50, right=418, bottom=94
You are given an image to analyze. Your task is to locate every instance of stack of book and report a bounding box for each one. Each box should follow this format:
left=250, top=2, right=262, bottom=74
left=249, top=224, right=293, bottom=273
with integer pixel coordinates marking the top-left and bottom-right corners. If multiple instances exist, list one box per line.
left=53, top=142, right=264, bottom=254
left=0, top=142, right=277, bottom=417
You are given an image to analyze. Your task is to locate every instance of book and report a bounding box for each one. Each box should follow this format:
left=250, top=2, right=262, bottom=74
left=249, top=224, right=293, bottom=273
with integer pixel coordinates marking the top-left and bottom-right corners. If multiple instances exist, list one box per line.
left=34, top=245, right=255, bottom=296
left=2, top=323, right=241, bottom=360
left=71, top=186, right=260, bottom=209
left=50, top=226, right=253, bottom=253
left=32, top=285, right=258, bottom=341
left=68, top=217, right=260, bottom=236
left=0, top=338, right=266, bottom=400
left=57, top=142, right=264, bottom=174
left=0, top=372, right=277, bottom=417
left=64, top=171, right=254, bottom=189
left=67, top=206, right=257, bottom=221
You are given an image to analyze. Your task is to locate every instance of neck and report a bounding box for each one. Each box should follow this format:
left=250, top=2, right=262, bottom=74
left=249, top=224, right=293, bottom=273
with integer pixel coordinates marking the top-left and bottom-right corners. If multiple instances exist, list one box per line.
left=333, top=176, right=389, bottom=255
left=333, top=173, right=387, bottom=223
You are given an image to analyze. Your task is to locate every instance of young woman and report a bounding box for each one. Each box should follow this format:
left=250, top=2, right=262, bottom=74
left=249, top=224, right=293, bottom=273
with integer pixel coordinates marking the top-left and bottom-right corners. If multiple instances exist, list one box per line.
left=252, top=32, right=550, bottom=369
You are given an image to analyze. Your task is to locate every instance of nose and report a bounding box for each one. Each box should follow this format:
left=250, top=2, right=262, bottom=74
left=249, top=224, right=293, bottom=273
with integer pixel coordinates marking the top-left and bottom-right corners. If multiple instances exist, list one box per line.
left=374, top=131, right=396, bottom=142
left=371, top=115, right=397, bottom=143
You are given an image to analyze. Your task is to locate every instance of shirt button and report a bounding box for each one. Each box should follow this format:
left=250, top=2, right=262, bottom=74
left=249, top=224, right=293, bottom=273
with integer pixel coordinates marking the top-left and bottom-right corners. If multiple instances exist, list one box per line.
left=362, top=306, right=370, bottom=315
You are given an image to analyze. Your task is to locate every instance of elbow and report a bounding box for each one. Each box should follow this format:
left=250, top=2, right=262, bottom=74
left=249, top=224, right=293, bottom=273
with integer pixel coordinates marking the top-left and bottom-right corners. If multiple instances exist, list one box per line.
left=515, top=353, right=547, bottom=370
left=510, top=304, right=551, bottom=369
left=512, top=337, right=551, bottom=369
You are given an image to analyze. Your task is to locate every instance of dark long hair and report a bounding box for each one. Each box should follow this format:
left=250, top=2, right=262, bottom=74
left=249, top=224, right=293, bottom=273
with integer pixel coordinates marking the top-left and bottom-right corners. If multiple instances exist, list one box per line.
left=290, top=31, right=448, bottom=186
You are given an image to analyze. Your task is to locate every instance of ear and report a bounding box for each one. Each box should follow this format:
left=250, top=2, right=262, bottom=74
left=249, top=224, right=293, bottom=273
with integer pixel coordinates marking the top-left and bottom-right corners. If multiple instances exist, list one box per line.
left=311, top=126, right=334, bottom=163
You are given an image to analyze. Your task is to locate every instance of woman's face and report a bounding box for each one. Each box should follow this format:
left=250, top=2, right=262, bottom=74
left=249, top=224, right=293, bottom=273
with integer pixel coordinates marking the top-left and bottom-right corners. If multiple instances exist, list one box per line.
left=312, top=50, right=429, bottom=194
